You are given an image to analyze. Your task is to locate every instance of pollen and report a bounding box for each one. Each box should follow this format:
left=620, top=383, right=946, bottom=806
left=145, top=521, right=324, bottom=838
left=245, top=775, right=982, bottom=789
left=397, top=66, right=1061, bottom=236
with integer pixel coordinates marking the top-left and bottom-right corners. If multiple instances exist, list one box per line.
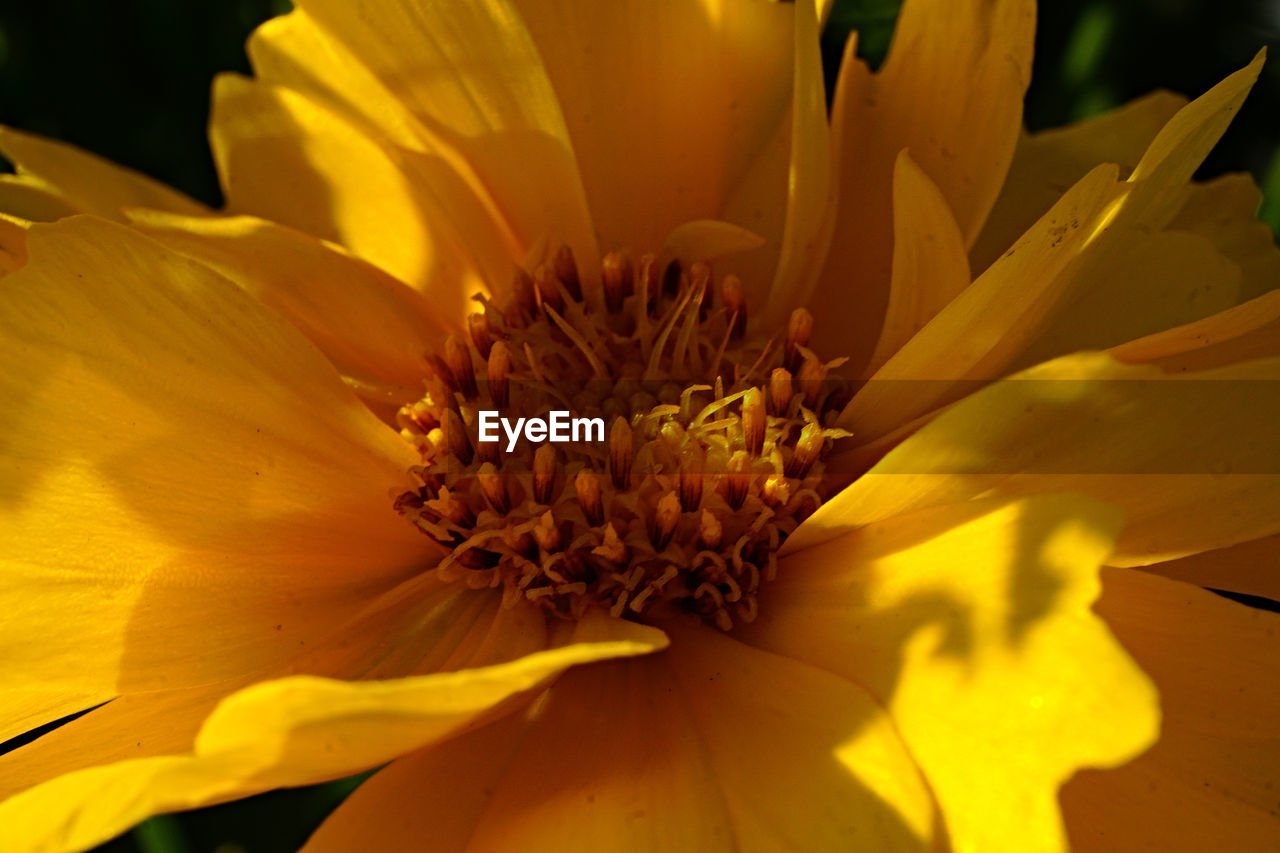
left=393, top=245, right=851, bottom=630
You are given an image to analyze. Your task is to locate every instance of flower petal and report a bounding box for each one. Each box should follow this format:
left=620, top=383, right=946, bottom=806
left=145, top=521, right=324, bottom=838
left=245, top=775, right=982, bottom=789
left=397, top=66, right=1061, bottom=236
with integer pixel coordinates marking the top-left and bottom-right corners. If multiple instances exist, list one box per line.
left=744, top=494, right=1157, bottom=853
left=0, top=583, right=545, bottom=803
left=1132, top=533, right=1280, bottom=602
left=0, top=618, right=666, bottom=853
left=126, top=211, right=451, bottom=389
left=209, top=74, right=506, bottom=322
left=512, top=0, right=793, bottom=258
left=1062, top=568, right=1280, bottom=851
left=841, top=54, right=1265, bottom=440
left=804, top=352, right=1280, bottom=565
left=760, top=0, right=835, bottom=326
left=1108, top=288, right=1280, bottom=370
left=292, top=0, right=597, bottom=277
left=0, top=216, right=433, bottom=693
left=310, top=623, right=937, bottom=852
left=0, top=127, right=207, bottom=220
left=971, top=91, right=1186, bottom=272
left=867, top=151, right=972, bottom=372
left=808, top=0, right=1035, bottom=366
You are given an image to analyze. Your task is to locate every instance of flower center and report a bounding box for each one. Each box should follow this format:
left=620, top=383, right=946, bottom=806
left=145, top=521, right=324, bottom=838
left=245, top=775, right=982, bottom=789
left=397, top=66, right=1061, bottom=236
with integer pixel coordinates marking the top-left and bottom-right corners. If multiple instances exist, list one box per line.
left=394, top=245, right=850, bottom=630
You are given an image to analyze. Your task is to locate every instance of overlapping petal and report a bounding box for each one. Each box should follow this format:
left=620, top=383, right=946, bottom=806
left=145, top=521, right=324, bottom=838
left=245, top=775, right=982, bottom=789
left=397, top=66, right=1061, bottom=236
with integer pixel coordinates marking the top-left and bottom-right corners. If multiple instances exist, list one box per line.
left=1062, top=568, right=1280, bottom=851
left=803, top=351, right=1280, bottom=569
left=745, top=494, right=1158, bottom=853
left=0, top=617, right=666, bottom=853
left=0, top=216, right=433, bottom=696
left=306, top=622, right=937, bottom=852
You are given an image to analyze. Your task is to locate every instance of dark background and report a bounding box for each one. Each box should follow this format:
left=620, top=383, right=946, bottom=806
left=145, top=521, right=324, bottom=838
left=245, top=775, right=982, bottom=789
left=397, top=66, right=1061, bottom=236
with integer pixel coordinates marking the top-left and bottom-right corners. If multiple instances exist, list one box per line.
left=0, top=1, right=1276, bottom=851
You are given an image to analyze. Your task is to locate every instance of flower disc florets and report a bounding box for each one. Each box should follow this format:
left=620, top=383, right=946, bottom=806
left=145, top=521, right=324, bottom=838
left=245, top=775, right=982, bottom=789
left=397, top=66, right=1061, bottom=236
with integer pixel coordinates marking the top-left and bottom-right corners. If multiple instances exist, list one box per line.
left=395, top=245, right=851, bottom=630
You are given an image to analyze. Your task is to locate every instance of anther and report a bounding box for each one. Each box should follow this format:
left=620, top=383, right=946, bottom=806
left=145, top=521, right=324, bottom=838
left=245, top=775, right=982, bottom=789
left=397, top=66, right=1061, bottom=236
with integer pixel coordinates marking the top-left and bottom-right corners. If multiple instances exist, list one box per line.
left=444, top=408, right=473, bottom=465
left=652, top=491, right=681, bottom=550
left=444, top=335, right=477, bottom=399
left=592, top=523, right=627, bottom=564
left=742, top=387, right=765, bottom=457
left=724, top=451, right=751, bottom=510
left=698, top=509, right=723, bottom=549
left=609, top=417, right=633, bottom=490
left=534, top=265, right=564, bottom=315
left=796, top=357, right=828, bottom=410
left=678, top=445, right=704, bottom=511
left=786, top=422, right=824, bottom=479
left=553, top=244, right=583, bottom=302
left=722, top=274, right=746, bottom=339
left=785, top=308, right=814, bottom=373
left=467, top=313, right=493, bottom=360
left=601, top=251, right=633, bottom=313
left=532, top=511, right=561, bottom=552
left=575, top=470, right=605, bottom=525
left=768, top=367, right=794, bottom=415
left=476, top=463, right=509, bottom=513
left=487, top=341, right=511, bottom=408
left=511, top=267, right=535, bottom=325
left=532, top=445, right=557, bottom=504
left=762, top=474, right=791, bottom=508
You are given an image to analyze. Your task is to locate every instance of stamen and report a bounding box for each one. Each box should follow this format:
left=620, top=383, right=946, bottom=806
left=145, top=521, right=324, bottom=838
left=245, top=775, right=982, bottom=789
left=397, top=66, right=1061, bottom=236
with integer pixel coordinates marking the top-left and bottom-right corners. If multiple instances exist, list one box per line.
left=468, top=313, right=494, bottom=360
left=395, top=241, right=848, bottom=631
left=602, top=251, right=632, bottom=313
left=487, top=341, right=511, bottom=408
left=553, top=244, right=583, bottom=302
left=575, top=470, right=604, bottom=525
left=769, top=367, right=793, bottom=415
left=785, top=308, right=814, bottom=373
left=534, top=265, right=564, bottom=315
left=722, top=274, right=746, bottom=340
left=609, top=417, right=633, bottom=490
left=742, top=387, right=765, bottom=457
left=444, top=335, right=477, bottom=400
left=533, top=445, right=557, bottom=504
left=652, top=491, right=681, bottom=550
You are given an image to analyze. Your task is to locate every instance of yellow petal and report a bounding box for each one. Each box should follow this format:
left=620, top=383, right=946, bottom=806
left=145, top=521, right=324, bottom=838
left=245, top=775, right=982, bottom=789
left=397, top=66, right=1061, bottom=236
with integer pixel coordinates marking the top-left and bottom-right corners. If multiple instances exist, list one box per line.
left=1170, top=172, right=1280, bottom=303
left=126, top=211, right=452, bottom=388
left=293, top=0, right=597, bottom=277
left=841, top=55, right=1266, bottom=440
left=0, top=579, right=544, bottom=803
left=0, top=127, right=207, bottom=220
left=1133, top=533, right=1280, bottom=602
left=0, top=216, right=433, bottom=694
left=971, top=91, right=1186, bottom=272
left=313, top=623, right=936, bottom=851
left=0, top=210, right=29, bottom=273
left=0, top=618, right=666, bottom=853
left=512, top=0, right=792, bottom=258
left=209, top=74, right=510, bottom=322
left=804, top=351, right=1280, bottom=565
left=0, top=693, right=107, bottom=747
left=867, top=151, right=972, bottom=372
left=660, top=623, right=937, bottom=851
left=840, top=163, right=1127, bottom=439
left=744, top=494, right=1158, bottom=853
left=1062, top=568, right=1280, bottom=851
left=1108, top=288, right=1280, bottom=369
left=808, top=0, right=1035, bottom=366
left=0, top=174, right=77, bottom=223
left=760, top=0, right=835, bottom=326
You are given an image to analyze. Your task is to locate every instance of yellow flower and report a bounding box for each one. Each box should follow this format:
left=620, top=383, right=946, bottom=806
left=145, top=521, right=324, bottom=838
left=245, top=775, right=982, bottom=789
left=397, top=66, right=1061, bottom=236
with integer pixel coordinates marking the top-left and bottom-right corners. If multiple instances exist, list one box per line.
left=0, top=1, right=1277, bottom=851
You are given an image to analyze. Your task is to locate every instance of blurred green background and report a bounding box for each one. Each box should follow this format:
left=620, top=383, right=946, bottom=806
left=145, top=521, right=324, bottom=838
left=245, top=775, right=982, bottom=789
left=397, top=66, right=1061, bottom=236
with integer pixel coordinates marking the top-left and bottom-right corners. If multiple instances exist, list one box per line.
left=0, top=1, right=1276, bottom=851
